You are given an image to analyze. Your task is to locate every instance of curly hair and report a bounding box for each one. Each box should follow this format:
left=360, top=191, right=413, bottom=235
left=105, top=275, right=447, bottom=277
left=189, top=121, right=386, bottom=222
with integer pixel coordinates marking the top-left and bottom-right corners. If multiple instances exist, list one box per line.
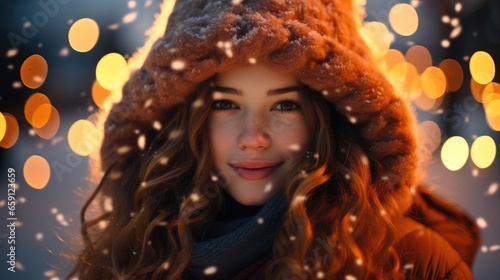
left=68, top=81, right=405, bottom=279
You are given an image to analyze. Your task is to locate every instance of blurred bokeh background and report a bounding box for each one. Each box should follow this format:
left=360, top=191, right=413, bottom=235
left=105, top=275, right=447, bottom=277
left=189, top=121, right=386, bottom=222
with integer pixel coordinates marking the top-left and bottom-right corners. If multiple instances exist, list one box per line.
left=0, top=0, right=499, bottom=279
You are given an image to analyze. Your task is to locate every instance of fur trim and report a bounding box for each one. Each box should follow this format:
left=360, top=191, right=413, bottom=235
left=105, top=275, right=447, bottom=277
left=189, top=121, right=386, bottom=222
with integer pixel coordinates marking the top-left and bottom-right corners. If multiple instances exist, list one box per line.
left=101, top=0, right=418, bottom=203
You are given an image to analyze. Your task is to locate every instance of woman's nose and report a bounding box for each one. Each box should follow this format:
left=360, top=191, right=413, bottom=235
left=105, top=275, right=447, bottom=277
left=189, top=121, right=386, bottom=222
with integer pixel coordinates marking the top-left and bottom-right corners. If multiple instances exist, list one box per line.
left=237, top=116, right=271, bottom=151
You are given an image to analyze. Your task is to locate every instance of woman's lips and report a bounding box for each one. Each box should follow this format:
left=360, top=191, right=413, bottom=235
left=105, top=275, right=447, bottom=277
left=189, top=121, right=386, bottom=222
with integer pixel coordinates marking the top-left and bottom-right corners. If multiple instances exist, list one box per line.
left=229, top=162, right=282, bottom=180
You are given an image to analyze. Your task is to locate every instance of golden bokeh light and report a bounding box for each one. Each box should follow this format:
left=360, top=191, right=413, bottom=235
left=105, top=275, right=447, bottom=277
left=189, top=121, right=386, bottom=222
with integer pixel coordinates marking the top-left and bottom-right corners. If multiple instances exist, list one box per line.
left=421, top=66, right=447, bottom=99
left=486, top=99, right=500, bottom=118
left=31, top=103, right=52, bottom=128
left=68, top=18, right=100, bottom=52
left=387, top=61, right=419, bottom=97
left=482, top=82, right=500, bottom=104
left=68, top=119, right=100, bottom=156
left=34, top=105, right=60, bottom=139
left=471, top=136, right=496, bottom=169
left=24, top=93, right=51, bottom=126
left=96, top=53, right=128, bottom=90
left=486, top=113, right=500, bottom=131
left=469, top=51, right=495, bottom=85
left=470, top=78, right=486, bottom=103
left=0, top=112, right=6, bottom=142
left=439, top=59, right=463, bottom=92
left=441, top=136, right=469, bottom=171
left=418, top=120, right=442, bottom=155
left=92, top=80, right=112, bottom=110
left=23, top=155, right=51, bottom=189
left=381, top=49, right=406, bottom=71
left=389, top=3, right=419, bottom=36
left=406, top=45, right=432, bottom=73
left=361, top=21, right=392, bottom=59
left=0, top=113, right=19, bottom=149
left=20, top=54, right=48, bottom=89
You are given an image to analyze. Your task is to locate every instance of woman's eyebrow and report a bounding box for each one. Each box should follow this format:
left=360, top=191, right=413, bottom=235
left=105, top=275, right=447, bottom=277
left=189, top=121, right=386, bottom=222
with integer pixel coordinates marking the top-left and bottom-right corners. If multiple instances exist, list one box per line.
left=212, top=86, right=300, bottom=96
left=267, top=86, right=300, bottom=96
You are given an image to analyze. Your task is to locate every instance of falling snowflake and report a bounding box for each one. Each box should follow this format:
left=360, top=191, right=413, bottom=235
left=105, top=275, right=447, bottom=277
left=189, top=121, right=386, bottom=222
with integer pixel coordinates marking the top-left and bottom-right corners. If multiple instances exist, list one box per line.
left=231, top=0, right=243, bottom=5
left=490, top=245, right=500, bottom=251
left=190, top=193, right=200, bottom=202
left=450, top=26, right=462, bottom=39
left=485, top=183, right=498, bottom=196
left=288, top=144, right=301, bottom=151
left=481, top=245, right=488, bottom=253
left=144, top=98, right=153, bottom=108
left=162, top=261, right=170, bottom=270
left=98, top=220, right=108, bottom=229
left=455, top=3, right=462, bottom=13
left=264, top=182, right=273, bottom=193
left=104, top=196, right=113, bottom=212
left=441, top=39, right=450, bottom=48
left=117, top=146, right=131, bottom=154
left=257, top=217, right=264, bottom=224
left=128, top=0, right=137, bottom=9
left=345, top=275, right=357, bottom=280
left=108, top=23, right=120, bottom=30
left=192, top=98, right=204, bottom=108
left=476, top=217, right=488, bottom=229
left=138, top=134, right=146, bottom=150
left=44, top=270, right=56, bottom=277
left=153, top=121, right=162, bottom=131
left=159, top=157, right=169, bottom=165
left=204, top=266, right=217, bottom=275
left=12, top=81, right=22, bottom=89
left=355, top=258, right=363, bottom=266
left=123, top=11, right=138, bottom=24
left=6, top=48, right=18, bottom=57
left=171, top=60, right=186, bottom=70
left=248, top=57, right=257, bottom=64
left=36, top=232, right=43, bottom=241
left=59, top=47, right=69, bottom=56
left=403, top=263, right=414, bottom=271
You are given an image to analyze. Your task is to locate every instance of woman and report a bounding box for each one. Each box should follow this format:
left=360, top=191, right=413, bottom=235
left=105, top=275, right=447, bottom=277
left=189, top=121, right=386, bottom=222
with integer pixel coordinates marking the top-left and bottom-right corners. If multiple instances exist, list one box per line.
left=69, top=0, right=480, bottom=279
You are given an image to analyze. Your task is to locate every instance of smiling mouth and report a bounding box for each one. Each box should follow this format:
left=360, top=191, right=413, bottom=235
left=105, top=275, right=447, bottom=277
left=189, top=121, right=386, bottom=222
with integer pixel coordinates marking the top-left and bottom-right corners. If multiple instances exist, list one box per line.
left=229, top=163, right=282, bottom=180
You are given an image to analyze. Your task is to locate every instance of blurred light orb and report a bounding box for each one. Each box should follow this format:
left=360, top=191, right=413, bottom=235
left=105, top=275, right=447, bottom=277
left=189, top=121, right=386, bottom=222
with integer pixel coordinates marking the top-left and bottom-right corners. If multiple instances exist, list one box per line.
left=68, top=18, right=100, bottom=52
left=0, top=113, right=19, bottom=148
left=24, top=93, right=51, bottom=127
left=20, top=54, right=48, bottom=89
left=362, top=21, right=391, bottom=59
left=92, top=80, right=112, bottom=110
left=441, top=136, right=469, bottom=171
left=96, top=53, right=128, bottom=90
left=23, top=155, right=50, bottom=189
left=471, top=136, right=496, bottom=169
left=421, top=66, right=447, bottom=99
left=406, top=45, right=432, bottom=73
left=31, top=103, right=52, bottom=128
left=68, top=120, right=100, bottom=156
left=0, top=112, right=6, bottom=141
left=439, top=59, right=463, bottom=92
left=34, top=105, right=60, bottom=139
left=389, top=4, right=419, bottom=36
left=470, top=51, right=495, bottom=85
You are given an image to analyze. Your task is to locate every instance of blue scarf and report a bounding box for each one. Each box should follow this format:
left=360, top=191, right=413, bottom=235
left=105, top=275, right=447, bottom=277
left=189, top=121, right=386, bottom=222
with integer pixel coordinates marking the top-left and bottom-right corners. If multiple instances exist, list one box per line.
left=187, top=193, right=286, bottom=279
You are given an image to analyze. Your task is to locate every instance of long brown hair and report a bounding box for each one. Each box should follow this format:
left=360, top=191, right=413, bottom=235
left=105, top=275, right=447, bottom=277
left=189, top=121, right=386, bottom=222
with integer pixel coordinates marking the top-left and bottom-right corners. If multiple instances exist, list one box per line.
left=69, top=81, right=404, bottom=279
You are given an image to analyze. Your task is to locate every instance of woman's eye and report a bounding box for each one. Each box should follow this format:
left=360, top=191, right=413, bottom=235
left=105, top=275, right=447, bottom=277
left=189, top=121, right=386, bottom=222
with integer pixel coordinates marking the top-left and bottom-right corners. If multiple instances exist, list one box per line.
left=212, top=100, right=238, bottom=111
left=273, top=100, right=300, bottom=112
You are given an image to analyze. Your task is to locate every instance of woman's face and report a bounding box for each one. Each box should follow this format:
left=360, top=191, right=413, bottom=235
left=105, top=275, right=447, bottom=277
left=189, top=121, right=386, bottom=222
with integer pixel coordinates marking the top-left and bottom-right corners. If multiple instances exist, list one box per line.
left=209, top=64, right=309, bottom=205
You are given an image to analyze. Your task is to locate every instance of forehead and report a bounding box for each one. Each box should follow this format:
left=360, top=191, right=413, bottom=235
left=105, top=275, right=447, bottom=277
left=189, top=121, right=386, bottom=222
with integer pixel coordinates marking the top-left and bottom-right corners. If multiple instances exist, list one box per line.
left=214, top=64, right=299, bottom=90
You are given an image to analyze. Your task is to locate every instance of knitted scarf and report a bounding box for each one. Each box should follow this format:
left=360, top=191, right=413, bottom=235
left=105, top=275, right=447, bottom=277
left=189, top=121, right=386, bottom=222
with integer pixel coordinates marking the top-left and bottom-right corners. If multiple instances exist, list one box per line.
left=187, top=192, right=286, bottom=279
